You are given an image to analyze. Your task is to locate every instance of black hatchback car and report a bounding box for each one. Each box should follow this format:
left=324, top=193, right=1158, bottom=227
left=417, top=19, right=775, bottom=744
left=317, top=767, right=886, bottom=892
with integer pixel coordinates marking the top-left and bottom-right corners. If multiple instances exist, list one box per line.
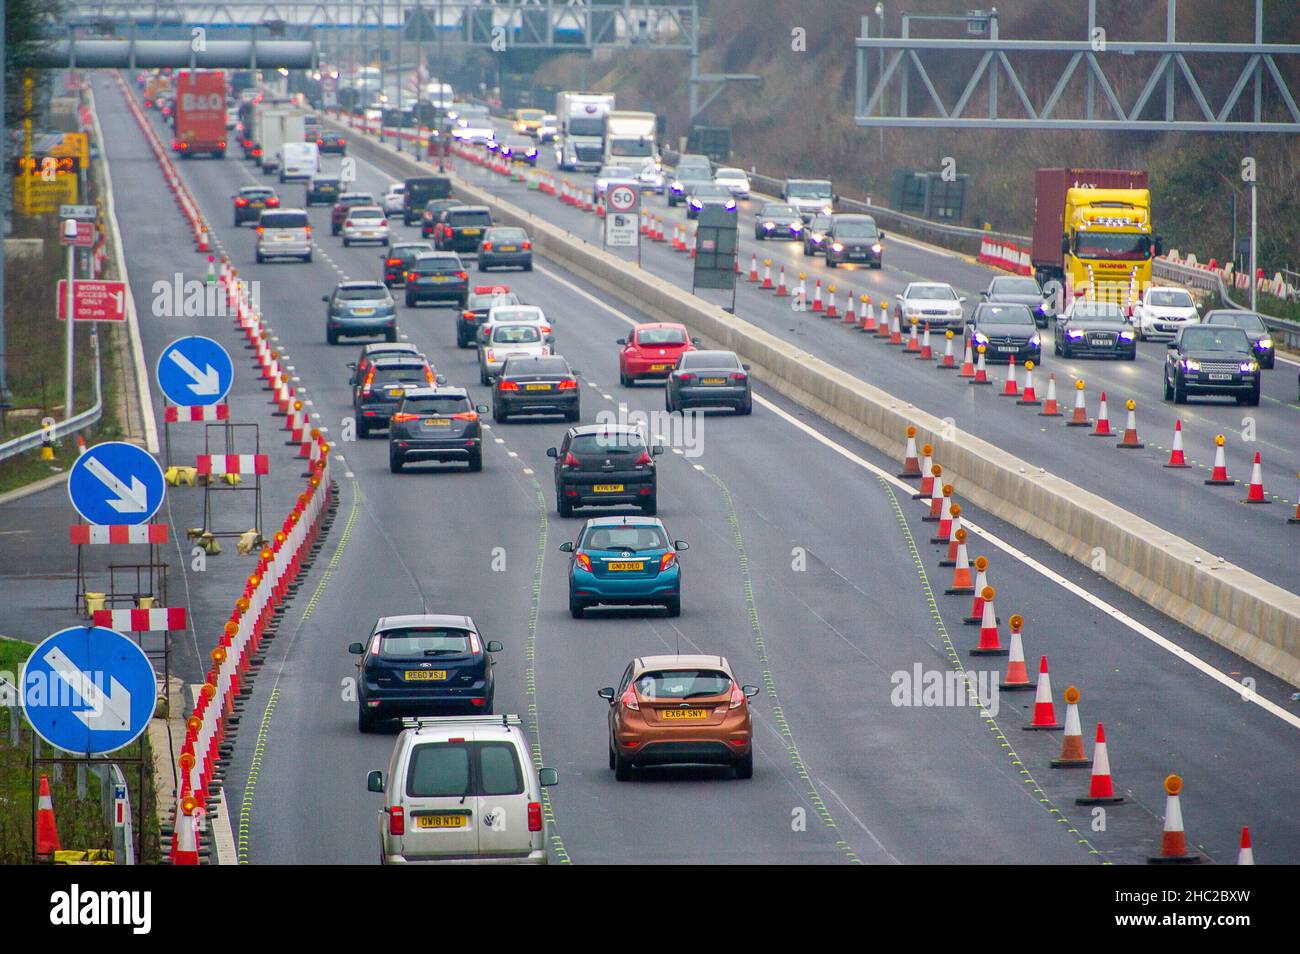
left=478, top=226, right=533, bottom=272
left=402, top=175, right=453, bottom=225
left=547, top=425, right=664, bottom=518
left=753, top=202, right=803, bottom=241
left=387, top=386, right=486, bottom=472
left=1054, top=300, right=1136, bottom=360
left=666, top=350, right=752, bottom=415
left=802, top=213, right=835, bottom=257
left=381, top=241, right=433, bottom=287
left=404, top=253, right=469, bottom=308
left=305, top=175, right=341, bottom=206
left=349, top=614, right=502, bottom=731
left=233, top=186, right=278, bottom=226
left=316, top=130, right=347, bottom=155
left=493, top=355, right=580, bottom=423
left=354, top=356, right=436, bottom=437
left=1203, top=310, right=1276, bottom=369
left=824, top=214, right=884, bottom=268
left=968, top=302, right=1042, bottom=365
left=1163, top=325, right=1260, bottom=406
left=421, top=198, right=464, bottom=238
left=436, top=206, right=494, bottom=254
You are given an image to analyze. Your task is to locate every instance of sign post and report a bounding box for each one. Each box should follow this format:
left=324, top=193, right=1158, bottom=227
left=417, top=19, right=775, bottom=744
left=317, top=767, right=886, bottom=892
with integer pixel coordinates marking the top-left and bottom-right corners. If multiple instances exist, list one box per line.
left=56, top=280, right=127, bottom=322
left=61, top=218, right=77, bottom=420
left=603, top=181, right=641, bottom=265
left=67, top=441, right=166, bottom=526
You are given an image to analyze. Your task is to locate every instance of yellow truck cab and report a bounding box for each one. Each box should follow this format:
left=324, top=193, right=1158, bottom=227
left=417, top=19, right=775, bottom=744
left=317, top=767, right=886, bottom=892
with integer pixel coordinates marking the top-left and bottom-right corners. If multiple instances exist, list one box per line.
left=1063, top=187, right=1159, bottom=304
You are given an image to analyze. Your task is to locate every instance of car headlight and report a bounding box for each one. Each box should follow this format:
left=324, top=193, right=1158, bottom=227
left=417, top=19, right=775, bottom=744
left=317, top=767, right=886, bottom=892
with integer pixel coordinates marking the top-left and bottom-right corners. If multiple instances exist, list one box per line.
left=822, top=204, right=833, bottom=215
left=972, top=331, right=989, bottom=345
left=1241, top=360, right=1259, bottom=372
left=1118, top=330, right=1134, bottom=341
left=871, top=243, right=883, bottom=253
left=1066, top=327, right=1084, bottom=339
left=763, top=221, right=774, bottom=230
left=948, top=307, right=963, bottom=318
left=832, top=242, right=844, bottom=252
left=1256, top=338, right=1272, bottom=350
left=689, top=199, right=701, bottom=209
left=1037, top=302, right=1048, bottom=313
left=671, top=183, right=684, bottom=193
left=1183, top=358, right=1201, bottom=371
left=790, top=223, right=802, bottom=232
left=1030, top=333, right=1042, bottom=346
left=725, top=199, right=736, bottom=210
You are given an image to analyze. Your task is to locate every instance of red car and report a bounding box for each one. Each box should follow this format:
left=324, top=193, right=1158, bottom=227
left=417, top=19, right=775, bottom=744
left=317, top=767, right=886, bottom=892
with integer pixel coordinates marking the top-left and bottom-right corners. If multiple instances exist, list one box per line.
left=618, top=323, right=700, bottom=386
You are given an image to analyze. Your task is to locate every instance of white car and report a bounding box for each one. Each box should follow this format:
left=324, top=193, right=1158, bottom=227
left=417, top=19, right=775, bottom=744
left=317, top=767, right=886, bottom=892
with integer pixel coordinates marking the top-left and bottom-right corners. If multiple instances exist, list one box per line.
left=479, top=323, right=552, bottom=384
left=714, top=167, right=751, bottom=198
left=897, top=282, right=966, bottom=331
left=595, top=164, right=641, bottom=197
left=453, top=118, right=497, bottom=146
left=537, top=114, right=558, bottom=142
left=478, top=304, right=553, bottom=346
left=1135, top=286, right=1199, bottom=341
left=382, top=184, right=406, bottom=216
left=341, top=206, right=391, bottom=247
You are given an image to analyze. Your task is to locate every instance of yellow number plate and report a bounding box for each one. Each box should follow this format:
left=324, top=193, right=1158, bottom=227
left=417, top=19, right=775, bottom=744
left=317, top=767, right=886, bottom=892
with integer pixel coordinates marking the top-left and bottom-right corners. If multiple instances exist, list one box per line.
left=353, top=307, right=375, bottom=315
left=424, top=418, right=451, bottom=426
left=525, top=383, right=551, bottom=390
left=463, top=228, right=482, bottom=235
left=430, top=275, right=448, bottom=282
left=403, top=670, right=447, bottom=681
left=661, top=709, right=707, bottom=720
left=389, top=388, right=405, bottom=397
left=593, top=483, right=624, bottom=493
left=650, top=363, right=670, bottom=371
left=416, top=814, right=466, bottom=829
left=702, top=377, right=726, bottom=385
left=607, top=561, right=645, bottom=571
left=499, top=246, right=518, bottom=252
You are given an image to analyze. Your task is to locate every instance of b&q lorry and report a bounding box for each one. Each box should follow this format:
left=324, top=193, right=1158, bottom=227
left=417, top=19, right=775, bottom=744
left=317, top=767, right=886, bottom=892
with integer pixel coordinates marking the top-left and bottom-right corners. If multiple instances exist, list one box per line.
left=1031, top=168, right=1161, bottom=304
left=174, top=70, right=228, bottom=158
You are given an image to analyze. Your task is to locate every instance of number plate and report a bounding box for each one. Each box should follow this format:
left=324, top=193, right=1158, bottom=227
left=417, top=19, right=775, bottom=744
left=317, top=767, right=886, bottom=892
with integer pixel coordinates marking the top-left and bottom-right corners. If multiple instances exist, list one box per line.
left=388, top=388, right=404, bottom=397
left=462, top=228, right=482, bottom=236
left=702, top=377, right=726, bottom=385
left=661, top=709, right=707, bottom=720
left=650, top=363, right=670, bottom=371
left=593, top=483, right=624, bottom=493
left=525, top=383, right=551, bottom=391
left=353, top=307, right=375, bottom=316
left=996, top=346, right=1016, bottom=353
left=499, top=246, right=518, bottom=252
left=274, top=233, right=293, bottom=241
left=429, top=275, right=447, bottom=282
left=403, top=670, right=448, bottom=681
left=415, top=813, right=466, bottom=829
left=424, top=418, right=451, bottom=426
left=1207, top=373, right=1233, bottom=381
left=607, top=561, right=645, bottom=571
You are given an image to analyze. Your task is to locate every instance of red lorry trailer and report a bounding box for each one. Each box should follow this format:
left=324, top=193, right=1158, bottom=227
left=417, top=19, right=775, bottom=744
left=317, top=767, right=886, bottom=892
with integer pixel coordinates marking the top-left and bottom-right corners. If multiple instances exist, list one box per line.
left=1031, top=168, right=1149, bottom=284
left=174, top=70, right=227, bottom=158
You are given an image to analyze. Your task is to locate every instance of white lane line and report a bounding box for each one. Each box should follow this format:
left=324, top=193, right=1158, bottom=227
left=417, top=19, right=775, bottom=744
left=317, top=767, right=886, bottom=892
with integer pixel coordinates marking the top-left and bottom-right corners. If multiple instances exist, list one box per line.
left=523, top=467, right=534, bottom=475
left=495, top=438, right=505, bottom=444
left=531, top=263, right=1300, bottom=730
left=508, top=451, right=518, bottom=458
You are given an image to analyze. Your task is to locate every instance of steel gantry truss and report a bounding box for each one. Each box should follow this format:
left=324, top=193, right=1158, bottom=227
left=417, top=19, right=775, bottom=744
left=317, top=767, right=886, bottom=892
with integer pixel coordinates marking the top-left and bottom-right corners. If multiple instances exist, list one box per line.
left=854, top=0, right=1300, bottom=132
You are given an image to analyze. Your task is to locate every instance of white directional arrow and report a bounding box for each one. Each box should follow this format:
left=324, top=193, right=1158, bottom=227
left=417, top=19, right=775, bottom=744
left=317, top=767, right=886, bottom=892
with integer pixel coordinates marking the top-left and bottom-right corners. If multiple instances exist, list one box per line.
left=168, top=349, right=222, bottom=396
left=83, top=455, right=149, bottom=514
left=43, top=646, right=133, bottom=732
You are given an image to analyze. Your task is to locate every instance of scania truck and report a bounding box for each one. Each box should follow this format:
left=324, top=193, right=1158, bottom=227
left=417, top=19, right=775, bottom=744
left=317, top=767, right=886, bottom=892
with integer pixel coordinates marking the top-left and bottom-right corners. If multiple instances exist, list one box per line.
left=555, top=91, right=615, bottom=172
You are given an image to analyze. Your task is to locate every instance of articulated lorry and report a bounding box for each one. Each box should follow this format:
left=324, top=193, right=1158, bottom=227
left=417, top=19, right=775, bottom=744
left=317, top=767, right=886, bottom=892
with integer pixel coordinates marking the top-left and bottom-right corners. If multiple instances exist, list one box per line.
left=174, top=69, right=228, bottom=158
left=1031, top=168, right=1161, bottom=303
left=555, top=91, right=615, bottom=171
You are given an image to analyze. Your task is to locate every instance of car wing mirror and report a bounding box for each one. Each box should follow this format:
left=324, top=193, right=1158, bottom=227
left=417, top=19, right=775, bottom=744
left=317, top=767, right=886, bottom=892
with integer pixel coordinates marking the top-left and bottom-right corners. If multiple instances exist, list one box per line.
left=691, top=337, right=702, bottom=346
left=1166, top=341, right=1178, bottom=349
left=435, top=374, right=447, bottom=385
left=366, top=770, right=385, bottom=793
left=616, top=337, right=626, bottom=345
left=570, top=369, right=582, bottom=377
left=475, top=404, right=489, bottom=414
left=321, top=295, right=330, bottom=302
left=546, top=446, right=558, bottom=458
left=743, top=685, right=760, bottom=698
left=652, top=445, right=665, bottom=456
left=959, top=297, right=967, bottom=304
left=347, top=362, right=356, bottom=369
left=348, top=642, right=365, bottom=654
left=538, top=767, right=559, bottom=787
left=674, top=540, right=689, bottom=551
left=557, top=540, right=574, bottom=552
left=485, top=640, right=504, bottom=653
left=597, top=687, right=615, bottom=701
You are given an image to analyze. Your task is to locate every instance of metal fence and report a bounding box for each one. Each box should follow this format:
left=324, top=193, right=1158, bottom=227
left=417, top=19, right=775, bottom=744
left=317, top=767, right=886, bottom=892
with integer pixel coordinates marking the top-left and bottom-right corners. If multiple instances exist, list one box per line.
left=1153, top=257, right=1300, bottom=350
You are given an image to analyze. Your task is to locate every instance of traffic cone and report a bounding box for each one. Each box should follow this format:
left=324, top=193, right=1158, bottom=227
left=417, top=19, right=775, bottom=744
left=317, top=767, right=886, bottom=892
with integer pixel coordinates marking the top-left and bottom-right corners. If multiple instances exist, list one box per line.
left=1243, top=451, right=1269, bottom=503
left=1205, top=434, right=1235, bottom=485
left=1075, top=724, right=1124, bottom=803
left=826, top=285, right=839, bottom=318
left=1000, top=355, right=1020, bottom=397
left=1067, top=378, right=1090, bottom=426
left=1022, top=656, right=1062, bottom=728
left=999, top=614, right=1033, bottom=690
left=172, top=795, right=200, bottom=865
left=958, top=337, right=975, bottom=377
left=811, top=278, right=823, bottom=313
left=937, top=330, right=956, bottom=369
left=76, top=434, right=88, bottom=456
left=1164, top=419, right=1189, bottom=467
left=904, top=318, right=921, bottom=353
left=1116, top=399, right=1144, bottom=448
left=1238, top=827, right=1254, bottom=865
left=971, top=345, right=991, bottom=384
left=654, top=215, right=666, bottom=242
left=1017, top=360, right=1041, bottom=406
left=843, top=291, right=857, bottom=325
left=1038, top=372, right=1061, bottom=416
left=945, top=528, right=975, bottom=595
left=1050, top=686, right=1092, bottom=766
left=761, top=258, right=773, bottom=289
left=1090, top=391, right=1112, bottom=436
left=941, top=504, right=963, bottom=566
left=875, top=302, right=892, bottom=338
left=929, top=484, right=954, bottom=544
left=1290, top=474, right=1300, bottom=524
left=918, top=324, right=933, bottom=359
left=971, top=586, right=1007, bottom=655
left=914, top=448, right=936, bottom=500
left=898, top=426, right=922, bottom=478
left=923, top=466, right=944, bottom=521
left=888, top=308, right=903, bottom=345
left=964, top=557, right=991, bottom=625
left=748, top=253, right=759, bottom=282
left=860, top=295, right=876, bottom=332
left=795, top=272, right=807, bottom=307
left=36, top=774, right=61, bottom=858
left=1148, top=775, right=1201, bottom=864
left=205, top=254, right=216, bottom=283
left=776, top=265, right=788, bottom=297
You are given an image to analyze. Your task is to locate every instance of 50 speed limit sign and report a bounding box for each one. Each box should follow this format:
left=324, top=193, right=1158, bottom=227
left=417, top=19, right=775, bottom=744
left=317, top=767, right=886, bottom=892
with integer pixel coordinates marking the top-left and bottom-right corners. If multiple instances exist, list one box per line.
left=604, top=183, right=640, bottom=248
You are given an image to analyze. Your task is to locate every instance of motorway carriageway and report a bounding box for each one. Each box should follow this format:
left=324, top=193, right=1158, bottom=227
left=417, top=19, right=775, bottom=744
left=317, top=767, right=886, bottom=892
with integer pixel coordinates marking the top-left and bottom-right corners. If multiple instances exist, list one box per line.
left=96, top=76, right=1299, bottom=864
left=443, top=113, right=1300, bottom=597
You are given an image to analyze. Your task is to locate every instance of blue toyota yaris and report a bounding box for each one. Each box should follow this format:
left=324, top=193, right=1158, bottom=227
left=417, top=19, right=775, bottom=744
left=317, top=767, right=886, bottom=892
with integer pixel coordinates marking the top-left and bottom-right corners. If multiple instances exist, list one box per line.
left=559, top=517, right=688, bottom=619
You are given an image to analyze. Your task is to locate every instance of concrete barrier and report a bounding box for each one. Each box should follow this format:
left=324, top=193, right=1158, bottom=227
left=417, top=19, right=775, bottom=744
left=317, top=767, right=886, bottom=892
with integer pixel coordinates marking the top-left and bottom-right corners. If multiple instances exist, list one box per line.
left=332, top=116, right=1300, bottom=688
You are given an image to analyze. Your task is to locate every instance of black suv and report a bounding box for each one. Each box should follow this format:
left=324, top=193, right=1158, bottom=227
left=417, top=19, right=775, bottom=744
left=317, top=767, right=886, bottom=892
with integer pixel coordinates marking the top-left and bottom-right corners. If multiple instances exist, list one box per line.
left=354, top=356, right=435, bottom=437
left=422, top=198, right=464, bottom=238
left=824, top=214, right=884, bottom=268
left=305, top=175, right=341, bottom=206
left=402, top=175, right=453, bottom=225
left=387, top=387, right=487, bottom=473
left=316, top=130, right=347, bottom=155
left=1163, top=325, right=1261, bottom=406
left=381, top=241, right=433, bottom=287
left=404, top=253, right=469, bottom=308
left=1202, top=310, right=1276, bottom=369
left=547, top=425, right=664, bottom=518
left=436, top=206, right=493, bottom=254
left=233, top=186, right=277, bottom=226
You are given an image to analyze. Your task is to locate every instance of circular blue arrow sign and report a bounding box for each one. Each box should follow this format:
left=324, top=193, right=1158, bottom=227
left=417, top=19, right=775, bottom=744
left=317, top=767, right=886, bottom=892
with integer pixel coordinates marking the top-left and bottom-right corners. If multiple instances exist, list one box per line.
left=21, top=627, right=158, bottom=755
left=67, top=441, right=165, bottom=526
left=156, top=335, right=233, bottom=407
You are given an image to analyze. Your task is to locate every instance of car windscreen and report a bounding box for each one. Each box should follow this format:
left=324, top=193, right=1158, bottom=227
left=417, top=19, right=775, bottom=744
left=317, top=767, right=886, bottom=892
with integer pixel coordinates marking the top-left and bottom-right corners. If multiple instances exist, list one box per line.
left=378, top=627, right=473, bottom=657
left=691, top=184, right=732, bottom=198
left=349, top=207, right=385, bottom=220
left=490, top=307, right=542, bottom=324
left=400, top=395, right=471, bottom=415
left=568, top=117, right=605, bottom=137
left=259, top=212, right=307, bottom=229
left=487, top=228, right=527, bottom=243
left=677, top=167, right=712, bottom=181
left=637, top=327, right=687, bottom=346
left=786, top=181, right=831, bottom=198
left=680, top=351, right=740, bottom=369
left=569, top=432, right=646, bottom=455
left=1206, top=313, right=1265, bottom=332
left=1071, top=304, right=1125, bottom=320
left=311, top=178, right=339, bottom=188
left=412, top=257, right=462, bottom=273
left=504, top=357, right=569, bottom=376
left=491, top=325, right=541, bottom=344
left=336, top=286, right=389, bottom=301
left=994, top=278, right=1040, bottom=294
left=636, top=670, right=731, bottom=700
left=372, top=365, right=428, bottom=384
left=448, top=210, right=492, bottom=227
left=715, top=169, right=745, bottom=179
left=979, top=305, right=1034, bottom=325
left=835, top=222, right=878, bottom=238
left=1182, top=327, right=1250, bottom=351
left=762, top=204, right=797, bottom=217
left=469, top=292, right=519, bottom=309
left=392, top=245, right=432, bottom=258
left=1148, top=289, right=1193, bottom=308
left=582, top=525, right=668, bottom=552
left=241, top=188, right=274, bottom=198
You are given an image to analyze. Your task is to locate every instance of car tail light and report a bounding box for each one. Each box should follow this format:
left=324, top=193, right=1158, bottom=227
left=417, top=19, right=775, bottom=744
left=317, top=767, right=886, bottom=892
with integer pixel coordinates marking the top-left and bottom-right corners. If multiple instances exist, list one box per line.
left=574, top=551, right=593, bottom=572
left=451, top=411, right=478, bottom=422
left=659, top=552, right=677, bottom=572
left=558, top=379, right=577, bottom=390
left=481, top=242, right=493, bottom=252
left=344, top=219, right=354, bottom=228
left=256, top=226, right=264, bottom=235
left=316, top=138, right=324, bottom=146
left=361, top=367, right=375, bottom=396
left=241, top=138, right=251, bottom=148
left=522, top=241, right=532, bottom=250
left=527, top=802, right=543, bottom=832
left=468, top=632, right=482, bottom=655
left=462, top=310, right=476, bottom=320
left=563, top=451, right=580, bottom=467
left=424, top=367, right=435, bottom=386
left=304, top=225, right=311, bottom=235
left=677, top=372, right=694, bottom=381
left=540, top=325, right=552, bottom=336
left=730, top=371, right=747, bottom=381
left=218, top=140, right=226, bottom=150
left=391, top=412, right=418, bottom=423
left=388, top=806, right=405, bottom=836
left=387, top=258, right=402, bottom=267
left=266, top=196, right=280, bottom=208
left=457, top=271, right=468, bottom=280
left=235, top=197, right=249, bottom=206
left=541, top=346, right=551, bottom=356
left=729, top=682, right=745, bottom=710
left=484, top=348, right=495, bottom=362
left=339, top=137, right=346, bottom=145
left=634, top=451, right=652, bottom=466
left=498, top=380, right=520, bottom=391
left=620, top=686, right=640, bottom=711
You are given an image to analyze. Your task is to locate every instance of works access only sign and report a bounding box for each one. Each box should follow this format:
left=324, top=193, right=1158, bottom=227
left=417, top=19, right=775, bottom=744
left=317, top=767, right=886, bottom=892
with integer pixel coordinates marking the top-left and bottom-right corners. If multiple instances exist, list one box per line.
left=56, top=279, right=127, bottom=322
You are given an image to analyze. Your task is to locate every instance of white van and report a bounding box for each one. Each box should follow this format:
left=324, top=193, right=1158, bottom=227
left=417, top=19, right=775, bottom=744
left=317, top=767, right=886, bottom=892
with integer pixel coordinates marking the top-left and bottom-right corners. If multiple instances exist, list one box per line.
left=280, top=141, right=320, bottom=182
left=367, top=714, right=558, bottom=865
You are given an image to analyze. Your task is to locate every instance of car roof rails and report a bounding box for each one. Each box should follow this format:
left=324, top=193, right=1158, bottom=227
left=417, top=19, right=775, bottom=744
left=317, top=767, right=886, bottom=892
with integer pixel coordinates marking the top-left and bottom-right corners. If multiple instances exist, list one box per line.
left=402, top=714, right=522, bottom=731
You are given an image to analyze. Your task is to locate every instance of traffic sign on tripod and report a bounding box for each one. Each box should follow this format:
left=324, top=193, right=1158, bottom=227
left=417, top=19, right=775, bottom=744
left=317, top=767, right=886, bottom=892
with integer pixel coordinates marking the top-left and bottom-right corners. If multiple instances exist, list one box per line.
left=21, top=626, right=158, bottom=755
left=68, top=441, right=166, bottom=526
left=604, top=181, right=640, bottom=249
left=157, top=336, right=233, bottom=407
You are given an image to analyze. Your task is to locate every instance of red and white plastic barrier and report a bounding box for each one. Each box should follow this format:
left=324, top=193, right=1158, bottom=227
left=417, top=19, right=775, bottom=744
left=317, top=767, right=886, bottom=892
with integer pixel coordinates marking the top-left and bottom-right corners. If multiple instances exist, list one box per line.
left=70, top=524, right=169, bottom=545
left=92, top=607, right=188, bottom=631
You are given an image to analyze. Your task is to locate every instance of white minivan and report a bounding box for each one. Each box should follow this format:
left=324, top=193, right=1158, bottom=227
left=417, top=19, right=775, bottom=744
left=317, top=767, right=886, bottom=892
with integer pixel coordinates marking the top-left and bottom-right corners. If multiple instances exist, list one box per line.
left=367, top=714, right=558, bottom=865
left=280, top=141, right=320, bottom=182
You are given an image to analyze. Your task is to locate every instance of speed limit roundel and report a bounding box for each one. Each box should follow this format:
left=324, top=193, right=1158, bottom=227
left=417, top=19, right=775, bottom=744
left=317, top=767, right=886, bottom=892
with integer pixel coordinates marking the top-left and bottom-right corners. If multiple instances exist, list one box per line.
left=608, top=185, right=637, bottom=213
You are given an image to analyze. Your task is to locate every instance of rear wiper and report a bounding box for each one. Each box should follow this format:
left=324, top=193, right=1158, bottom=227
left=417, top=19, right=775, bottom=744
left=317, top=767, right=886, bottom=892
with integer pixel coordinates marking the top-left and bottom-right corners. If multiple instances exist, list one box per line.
left=423, top=649, right=458, bottom=656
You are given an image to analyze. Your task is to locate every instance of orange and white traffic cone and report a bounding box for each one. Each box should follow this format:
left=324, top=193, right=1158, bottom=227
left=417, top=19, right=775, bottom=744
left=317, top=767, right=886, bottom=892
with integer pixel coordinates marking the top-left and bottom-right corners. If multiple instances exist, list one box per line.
left=937, top=330, right=956, bottom=369
left=915, top=449, right=936, bottom=500
left=1051, top=686, right=1092, bottom=766
left=941, top=505, right=963, bottom=566
left=971, top=586, right=1007, bottom=656
left=1017, top=360, right=1041, bottom=406
left=904, top=318, right=921, bottom=353
left=945, top=528, right=975, bottom=595
left=918, top=323, right=934, bottom=359
left=1075, top=724, right=1124, bottom=804
left=888, top=308, right=903, bottom=345
left=1148, top=775, right=1201, bottom=864
left=843, top=290, right=857, bottom=325
left=923, top=466, right=944, bottom=521
left=1067, top=378, right=1090, bottom=426
left=1290, top=474, right=1300, bottom=524
left=1000, top=355, right=1020, bottom=397
left=930, top=484, right=955, bottom=545
left=999, top=614, right=1033, bottom=689
left=965, top=556, right=992, bottom=625
left=1023, top=656, right=1062, bottom=728
left=76, top=434, right=88, bottom=456
left=898, top=426, right=922, bottom=479
left=795, top=272, right=807, bottom=306
left=860, top=295, right=877, bottom=332
left=776, top=265, right=788, bottom=297
left=1116, top=399, right=1144, bottom=448
left=1038, top=372, right=1061, bottom=416
left=1205, top=434, right=1235, bottom=485
left=1243, top=451, right=1269, bottom=503
left=36, top=774, right=61, bottom=859
left=1238, top=826, right=1254, bottom=865
left=958, top=337, right=975, bottom=377
left=1164, top=419, right=1189, bottom=467
left=971, top=345, right=991, bottom=385
left=172, top=794, right=201, bottom=865
left=761, top=258, right=773, bottom=290
left=826, top=285, right=839, bottom=318
left=748, top=253, right=759, bottom=282
left=875, top=302, right=893, bottom=339
left=1090, top=391, right=1112, bottom=437
left=811, top=278, right=823, bottom=313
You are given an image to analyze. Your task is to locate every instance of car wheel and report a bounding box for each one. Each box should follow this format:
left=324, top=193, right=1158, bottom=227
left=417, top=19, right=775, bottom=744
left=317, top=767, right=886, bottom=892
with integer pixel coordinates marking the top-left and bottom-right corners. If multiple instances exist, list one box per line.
left=1124, top=349, right=1136, bottom=361
left=664, top=596, right=680, bottom=618
left=358, top=420, right=371, bottom=439
left=357, top=708, right=377, bottom=733
left=480, top=367, right=490, bottom=387
left=304, top=252, right=312, bottom=263
left=1247, top=386, right=1261, bottom=407
left=1163, top=371, right=1174, bottom=401
left=1061, top=342, right=1073, bottom=359
left=467, top=450, right=483, bottom=473
left=456, top=330, right=469, bottom=348
left=405, top=294, right=416, bottom=307
left=1173, top=374, right=1187, bottom=404
left=754, top=229, right=763, bottom=241
left=492, top=404, right=507, bottom=423
left=326, top=328, right=338, bottom=345
left=734, top=752, right=754, bottom=780
left=388, top=452, right=404, bottom=473
left=558, top=497, right=573, bottom=519
left=342, top=238, right=351, bottom=247
left=569, top=596, right=585, bottom=619
left=825, top=253, right=837, bottom=269
left=619, top=370, right=631, bottom=387
left=665, top=392, right=676, bottom=413
left=608, top=743, right=616, bottom=770
left=1264, top=356, right=1275, bottom=370
left=385, top=329, right=397, bottom=343
left=565, top=405, right=580, bottom=423
left=255, top=251, right=265, bottom=264
left=331, top=226, right=339, bottom=236
left=523, top=262, right=533, bottom=272
left=641, top=497, right=657, bottom=517
left=614, top=749, right=634, bottom=781
left=738, top=398, right=753, bottom=415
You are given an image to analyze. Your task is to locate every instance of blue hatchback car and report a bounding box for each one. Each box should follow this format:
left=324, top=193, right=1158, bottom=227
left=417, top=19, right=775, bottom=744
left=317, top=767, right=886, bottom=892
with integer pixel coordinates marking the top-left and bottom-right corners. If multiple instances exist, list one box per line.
left=559, top=517, right=688, bottom=619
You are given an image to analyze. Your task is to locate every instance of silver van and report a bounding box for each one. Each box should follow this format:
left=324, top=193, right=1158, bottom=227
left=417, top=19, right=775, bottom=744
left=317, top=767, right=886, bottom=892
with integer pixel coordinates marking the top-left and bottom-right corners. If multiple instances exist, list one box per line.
left=256, top=208, right=313, bottom=263
left=367, top=714, right=558, bottom=864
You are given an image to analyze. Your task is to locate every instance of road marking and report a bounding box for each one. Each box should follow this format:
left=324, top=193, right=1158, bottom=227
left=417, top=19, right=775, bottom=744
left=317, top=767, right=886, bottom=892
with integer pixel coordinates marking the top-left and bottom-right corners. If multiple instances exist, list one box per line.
left=531, top=263, right=1300, bottom=730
